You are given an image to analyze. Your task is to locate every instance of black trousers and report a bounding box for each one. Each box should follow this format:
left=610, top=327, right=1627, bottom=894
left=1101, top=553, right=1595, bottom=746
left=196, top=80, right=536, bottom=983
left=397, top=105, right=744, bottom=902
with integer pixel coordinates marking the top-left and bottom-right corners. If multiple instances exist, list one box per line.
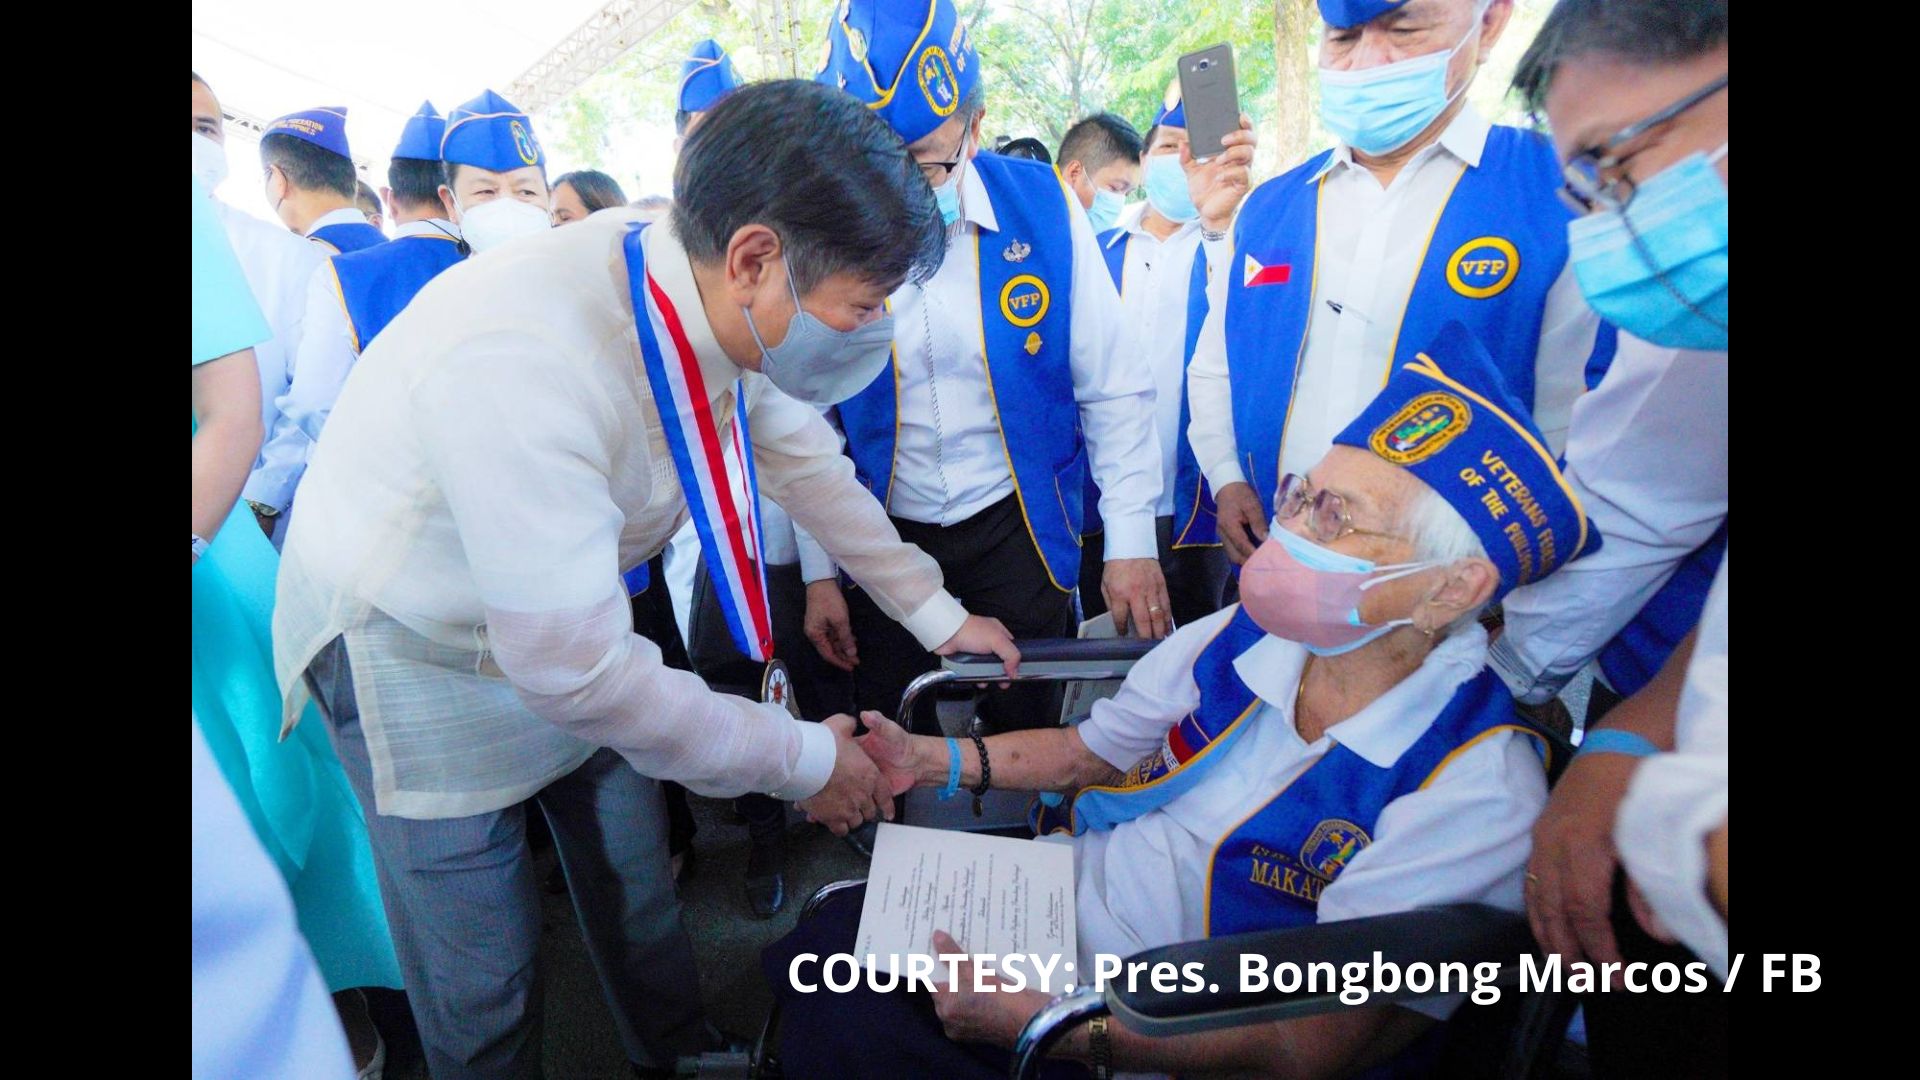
left=1078, top=514, right=1231, bottom=630
left=688, top=556, right=854, bottom=841
left=1577, top=685, right=1729, bottom=1077
left=846, top=494, right=1074, bottom=733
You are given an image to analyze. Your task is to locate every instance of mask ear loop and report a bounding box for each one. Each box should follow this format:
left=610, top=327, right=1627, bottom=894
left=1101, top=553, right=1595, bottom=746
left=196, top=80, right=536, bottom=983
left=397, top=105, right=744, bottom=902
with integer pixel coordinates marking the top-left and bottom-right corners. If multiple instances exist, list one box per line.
left=1619, top=156, right=1729, bottom=332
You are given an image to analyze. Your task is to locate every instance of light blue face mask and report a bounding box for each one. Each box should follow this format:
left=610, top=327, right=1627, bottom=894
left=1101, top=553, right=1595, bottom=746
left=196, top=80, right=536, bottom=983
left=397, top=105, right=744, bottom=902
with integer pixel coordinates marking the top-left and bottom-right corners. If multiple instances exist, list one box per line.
left=743, top=253, right=896, bottom=406
left=931, top=131, right=971, bottom=227
left=1087, top=187, right=1126, bottom=233
left=1317, top=10, right=1481, bottom=156
left=1144, top=153, right=1198, bottom=223
left=1568, top=145, right=1728, bottom=351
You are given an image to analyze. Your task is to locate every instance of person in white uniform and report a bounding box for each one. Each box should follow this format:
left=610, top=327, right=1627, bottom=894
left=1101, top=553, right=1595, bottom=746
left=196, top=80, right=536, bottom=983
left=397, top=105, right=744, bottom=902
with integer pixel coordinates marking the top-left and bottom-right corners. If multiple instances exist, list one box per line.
left=1502, top=1, right=1728, bottom=1074
left=765, top=321, right=1596, bottom=1078
left=1186, top=0, right=1608, bottom=568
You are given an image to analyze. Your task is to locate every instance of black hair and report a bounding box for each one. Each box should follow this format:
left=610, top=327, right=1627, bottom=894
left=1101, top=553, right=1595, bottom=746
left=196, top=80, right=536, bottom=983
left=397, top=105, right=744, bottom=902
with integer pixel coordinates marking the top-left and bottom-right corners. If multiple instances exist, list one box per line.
left=1513, top=0, right=1728, bottom=115
left=387, top=158, right=445, bottom=211
left=259, top=132, right=358, bottom=200
left=554, top=169, right=630, bottom=213
left=355, top=179, right=382, bottom=219
left=1056, top=112, right=1143, bottom=175
left=997, top=137, right=1052, bottom=164
left=671, top=79, right=945, bottom=292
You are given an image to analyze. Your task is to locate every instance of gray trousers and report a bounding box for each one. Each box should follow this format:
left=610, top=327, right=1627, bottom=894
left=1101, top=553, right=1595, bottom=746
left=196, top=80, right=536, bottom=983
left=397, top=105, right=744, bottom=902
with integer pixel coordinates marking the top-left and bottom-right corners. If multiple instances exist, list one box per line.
left=306, top=638, right=708, bottom=1079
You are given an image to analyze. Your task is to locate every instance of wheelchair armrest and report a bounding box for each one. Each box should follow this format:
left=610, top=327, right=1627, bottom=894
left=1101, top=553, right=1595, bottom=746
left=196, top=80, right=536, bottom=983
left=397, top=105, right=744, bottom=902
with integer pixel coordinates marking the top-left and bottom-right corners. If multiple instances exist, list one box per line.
left=941, top=637, right=1158, bottom=680
left=1104, top=904, right=1535, bottom=1038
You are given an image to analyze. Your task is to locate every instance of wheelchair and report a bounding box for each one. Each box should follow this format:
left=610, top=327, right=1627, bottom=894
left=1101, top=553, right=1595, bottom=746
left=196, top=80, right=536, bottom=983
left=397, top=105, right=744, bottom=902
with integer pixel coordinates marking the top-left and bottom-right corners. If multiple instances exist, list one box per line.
left=746, top=636, right=1584, bottom=1080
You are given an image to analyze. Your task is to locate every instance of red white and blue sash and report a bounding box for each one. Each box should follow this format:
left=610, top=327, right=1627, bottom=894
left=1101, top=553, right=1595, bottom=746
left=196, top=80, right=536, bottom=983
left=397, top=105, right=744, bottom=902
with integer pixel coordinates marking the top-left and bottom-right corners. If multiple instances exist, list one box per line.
left=624, top=224, right=773, bottom=661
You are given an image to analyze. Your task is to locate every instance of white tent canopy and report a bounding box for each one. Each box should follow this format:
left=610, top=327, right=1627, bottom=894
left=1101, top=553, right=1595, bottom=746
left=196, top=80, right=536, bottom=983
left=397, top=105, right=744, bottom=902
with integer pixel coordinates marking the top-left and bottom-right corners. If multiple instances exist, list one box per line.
left=193, top=0, right=693, bottom=219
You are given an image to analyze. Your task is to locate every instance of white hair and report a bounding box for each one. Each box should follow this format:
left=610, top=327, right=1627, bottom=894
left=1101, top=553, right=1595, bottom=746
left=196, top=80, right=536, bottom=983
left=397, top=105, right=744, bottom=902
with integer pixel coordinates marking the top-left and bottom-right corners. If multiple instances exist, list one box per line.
left=1400, top=486, right=1491, bottom=637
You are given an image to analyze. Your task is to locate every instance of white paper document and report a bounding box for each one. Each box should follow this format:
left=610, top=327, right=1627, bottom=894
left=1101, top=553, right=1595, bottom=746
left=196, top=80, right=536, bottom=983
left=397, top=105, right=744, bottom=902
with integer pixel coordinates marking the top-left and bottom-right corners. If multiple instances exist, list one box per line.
left=854, top=823, right=1076, bottom=974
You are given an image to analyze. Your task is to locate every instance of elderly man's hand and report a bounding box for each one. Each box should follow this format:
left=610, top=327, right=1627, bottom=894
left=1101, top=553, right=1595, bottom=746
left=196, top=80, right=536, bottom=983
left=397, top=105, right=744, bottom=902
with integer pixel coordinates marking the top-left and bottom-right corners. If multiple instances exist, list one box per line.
left=929, top=930, right=1051, bottom=1047
left=795, top=714, right=893, bottom=836
left=1103, top=558, right=1172, bottom=638
left=1212, top=482, right=1269, bottom=565
left=1185, top=112, right=1256, bottom=235
left=1525, top=752, right=1642, bottom=966
left=854, top=710, right=919, bottom=797
left=804, top=579, right=859, bottom=672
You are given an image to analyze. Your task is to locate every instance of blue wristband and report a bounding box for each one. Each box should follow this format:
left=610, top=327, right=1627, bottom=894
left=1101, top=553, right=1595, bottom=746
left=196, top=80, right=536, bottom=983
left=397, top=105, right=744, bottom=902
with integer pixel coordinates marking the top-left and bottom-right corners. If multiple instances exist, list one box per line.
left=938, top=737, right=963, bottom=800
left=1577, top=730, right=1660, bottom=759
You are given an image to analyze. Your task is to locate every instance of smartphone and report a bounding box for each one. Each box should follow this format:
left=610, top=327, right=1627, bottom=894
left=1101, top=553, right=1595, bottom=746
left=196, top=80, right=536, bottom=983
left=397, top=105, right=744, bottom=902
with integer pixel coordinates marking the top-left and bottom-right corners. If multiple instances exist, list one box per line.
left=1177, top=43, right=1240, bottom=161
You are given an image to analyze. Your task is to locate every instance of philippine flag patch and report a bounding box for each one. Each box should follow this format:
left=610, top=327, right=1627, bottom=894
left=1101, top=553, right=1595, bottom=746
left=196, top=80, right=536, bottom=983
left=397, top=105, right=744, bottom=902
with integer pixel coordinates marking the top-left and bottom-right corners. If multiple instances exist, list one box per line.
left=1243, top=254, right=1292, bottom=288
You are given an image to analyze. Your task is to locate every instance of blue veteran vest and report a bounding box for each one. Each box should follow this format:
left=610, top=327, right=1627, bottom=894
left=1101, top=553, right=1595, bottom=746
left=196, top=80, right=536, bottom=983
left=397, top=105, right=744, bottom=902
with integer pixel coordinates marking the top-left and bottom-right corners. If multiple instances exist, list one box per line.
left=329, top=232, right=466, bottom=352
left=839, top=153, right=1085, bottom=590
left=1598, top=520, right=1728, bottom=698
left=1036, top=606, right=1545, bottom=936
left=1225, top=126, right=1586, bottom=518
left=1088, top=227, right=1219, bottom=548
left=309, top=220, right=387, bottom=256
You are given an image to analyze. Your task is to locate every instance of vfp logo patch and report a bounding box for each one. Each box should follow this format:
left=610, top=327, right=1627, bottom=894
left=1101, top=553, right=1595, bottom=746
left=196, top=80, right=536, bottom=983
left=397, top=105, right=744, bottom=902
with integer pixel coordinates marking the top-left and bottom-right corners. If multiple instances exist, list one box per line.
left=1445, top=236, right=1520, bottom=299
left=511, top=120, right=540, bottom=165
left=918, top=46, right=959, bottom=117
left=1301, top=819, right=1371, bottom=882
left=1370, top=392, right=1471, bottom=464
left=1000, top=274, right=1050, bottom=329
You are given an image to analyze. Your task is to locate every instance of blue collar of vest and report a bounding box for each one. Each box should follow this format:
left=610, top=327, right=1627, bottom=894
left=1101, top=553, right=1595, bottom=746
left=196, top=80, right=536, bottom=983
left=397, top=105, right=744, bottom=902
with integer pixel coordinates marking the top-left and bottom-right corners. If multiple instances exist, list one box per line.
left=1235, top=622, right=1492, bottom=768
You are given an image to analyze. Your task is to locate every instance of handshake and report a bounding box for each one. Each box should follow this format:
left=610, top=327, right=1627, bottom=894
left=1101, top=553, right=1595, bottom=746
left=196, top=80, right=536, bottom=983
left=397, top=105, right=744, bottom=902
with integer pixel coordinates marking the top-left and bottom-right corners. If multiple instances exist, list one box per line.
left=794, top=711, right=924, bottom=835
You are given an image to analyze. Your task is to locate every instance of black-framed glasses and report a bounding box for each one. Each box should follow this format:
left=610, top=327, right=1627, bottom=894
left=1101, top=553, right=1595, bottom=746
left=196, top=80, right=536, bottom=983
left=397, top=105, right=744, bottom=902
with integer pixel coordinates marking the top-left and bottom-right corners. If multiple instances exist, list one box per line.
left=1558, top=73, right=1727, bottom=214
left=916, top=128, right=970, bottom=186
left=1275, top=473, right=1405, bottom=546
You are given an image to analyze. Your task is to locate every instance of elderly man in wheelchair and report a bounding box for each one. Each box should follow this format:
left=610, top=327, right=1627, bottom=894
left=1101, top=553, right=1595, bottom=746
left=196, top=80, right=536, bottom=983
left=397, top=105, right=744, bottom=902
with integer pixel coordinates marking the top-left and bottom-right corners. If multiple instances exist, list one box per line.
left=759, top=323, right=1596, bottom=1079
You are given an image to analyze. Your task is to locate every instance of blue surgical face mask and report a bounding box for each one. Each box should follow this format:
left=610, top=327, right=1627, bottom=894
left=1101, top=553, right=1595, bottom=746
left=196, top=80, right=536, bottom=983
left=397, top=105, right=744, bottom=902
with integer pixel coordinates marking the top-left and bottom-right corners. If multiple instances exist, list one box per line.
left=931, top=131, right=971, bottom=228
left=743, top=253, right=896, bottom=406
left=1087, top=187, right=1125, bottom=233
left=1317, top=10, right=1481, bottom=156
left=1144, top=152, right=1198, bottom=223
left=1568, top=145, right=1728, bottom=351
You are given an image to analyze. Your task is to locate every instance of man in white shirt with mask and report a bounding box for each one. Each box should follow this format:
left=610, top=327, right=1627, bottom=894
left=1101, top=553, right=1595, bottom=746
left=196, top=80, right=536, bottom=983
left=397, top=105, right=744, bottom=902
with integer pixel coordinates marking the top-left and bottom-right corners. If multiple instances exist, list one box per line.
left=273, top=79, right=1019, bottom=1080
left=1186, top=0, right=1610, bottom=567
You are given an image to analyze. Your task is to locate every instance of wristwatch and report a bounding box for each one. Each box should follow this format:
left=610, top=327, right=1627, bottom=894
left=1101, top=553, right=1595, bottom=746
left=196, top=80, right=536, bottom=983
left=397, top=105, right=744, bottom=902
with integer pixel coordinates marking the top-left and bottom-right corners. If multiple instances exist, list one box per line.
left=247, top=500, right=281, bottom=519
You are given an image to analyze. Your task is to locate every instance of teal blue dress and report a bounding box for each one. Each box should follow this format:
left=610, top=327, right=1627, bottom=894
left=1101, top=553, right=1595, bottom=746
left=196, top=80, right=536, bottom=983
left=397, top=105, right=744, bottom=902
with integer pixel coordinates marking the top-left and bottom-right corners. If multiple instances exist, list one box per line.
left=192, top=176, right=401, bottom=991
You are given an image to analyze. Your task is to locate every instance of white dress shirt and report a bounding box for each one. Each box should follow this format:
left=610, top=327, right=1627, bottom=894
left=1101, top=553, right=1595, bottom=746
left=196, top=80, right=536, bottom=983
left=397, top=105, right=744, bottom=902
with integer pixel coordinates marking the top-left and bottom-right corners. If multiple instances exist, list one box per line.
left=1491, top=334, right=1728, bottom=702
left=1065, top=608, right=1547, bottom=1020
left=1187, top=105, right=1599, bottom=495
left=1615, top=556, right=1728, bottom=977
left=832, top=161, right=1162, bottom=562
left=248, top=220, right=467, bottom=515
left=273, top=212, right=968, bottom=819
left=215, top=200, right=326, bottom=508
left=1103, top=216, right=1233, bottom=517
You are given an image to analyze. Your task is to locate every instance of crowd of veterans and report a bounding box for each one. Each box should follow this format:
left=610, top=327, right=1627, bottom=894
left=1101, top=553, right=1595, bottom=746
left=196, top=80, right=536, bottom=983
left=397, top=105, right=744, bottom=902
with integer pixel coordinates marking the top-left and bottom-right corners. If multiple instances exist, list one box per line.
left=191, top=1, right=1728, bottom=1077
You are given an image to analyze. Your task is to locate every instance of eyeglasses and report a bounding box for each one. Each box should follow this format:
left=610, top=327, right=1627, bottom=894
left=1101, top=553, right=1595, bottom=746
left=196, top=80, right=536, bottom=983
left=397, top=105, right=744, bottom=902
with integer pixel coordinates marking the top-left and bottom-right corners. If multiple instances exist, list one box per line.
left=1275, top=473, right=1405, bottom=546
left=916, top=128, right=970, bottom=186
left=1557, top=74, right=1727, bottom=214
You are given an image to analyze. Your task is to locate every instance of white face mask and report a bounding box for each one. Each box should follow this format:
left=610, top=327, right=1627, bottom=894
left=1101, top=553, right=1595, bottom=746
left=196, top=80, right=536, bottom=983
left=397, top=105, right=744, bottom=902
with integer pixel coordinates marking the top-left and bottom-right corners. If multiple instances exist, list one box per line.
left=455, top=196, right=551, bottom=253
left=192, top=132, right=229, bottom=193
